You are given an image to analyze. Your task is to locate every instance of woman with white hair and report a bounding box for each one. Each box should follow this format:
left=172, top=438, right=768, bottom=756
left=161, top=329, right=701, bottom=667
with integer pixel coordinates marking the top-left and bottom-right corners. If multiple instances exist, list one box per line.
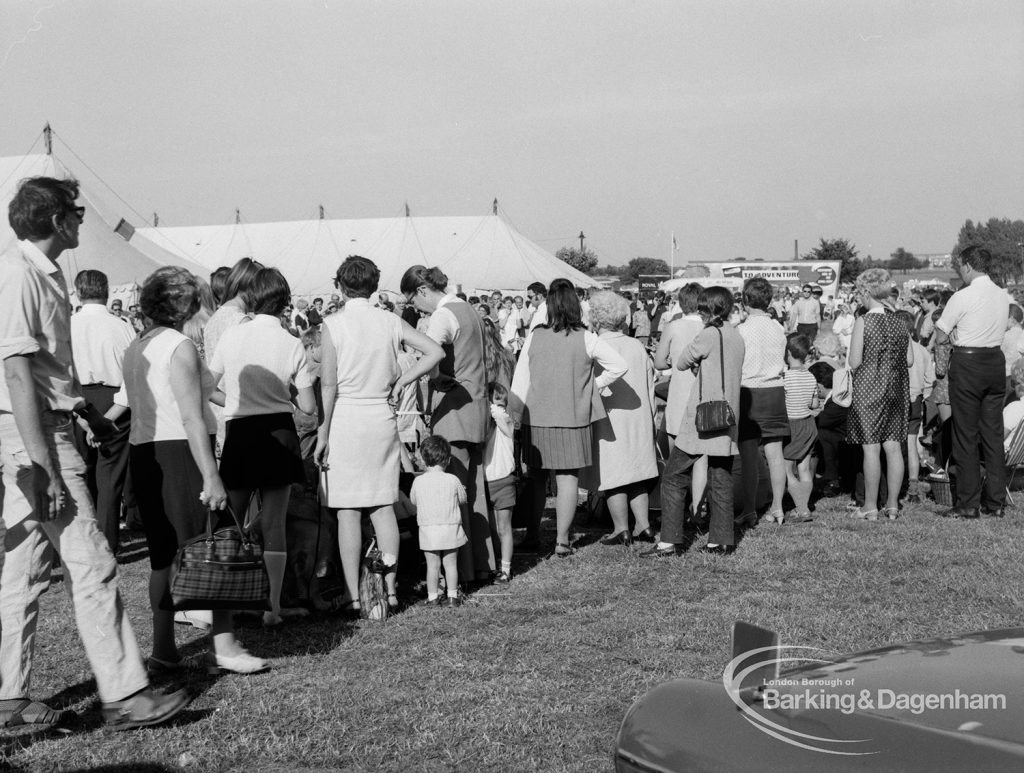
left=588, top=291, right=658, bottom=545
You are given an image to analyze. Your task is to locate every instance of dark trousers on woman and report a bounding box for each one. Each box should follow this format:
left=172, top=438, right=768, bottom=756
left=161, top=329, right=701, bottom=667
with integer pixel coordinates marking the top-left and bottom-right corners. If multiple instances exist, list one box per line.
left=661, top=448, right=734, bottom=546
left=949, top=348, right=1006, bottom=510
left=796, top=323, right=818, bottom=341
left=448, top=441, right=495, bottom=579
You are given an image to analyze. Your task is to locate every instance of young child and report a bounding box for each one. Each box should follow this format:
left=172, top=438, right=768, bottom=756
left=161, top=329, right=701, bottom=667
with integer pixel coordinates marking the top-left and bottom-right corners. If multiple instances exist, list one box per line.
left=484, top=383, right=517, bottom=583
left=410, top=435, right=467, bottom=607
left=779, top=333, right=819, bottom=523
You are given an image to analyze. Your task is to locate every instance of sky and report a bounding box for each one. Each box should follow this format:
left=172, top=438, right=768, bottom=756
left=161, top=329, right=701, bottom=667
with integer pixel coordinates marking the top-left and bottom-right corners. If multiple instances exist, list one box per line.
left=1, top=0, right=1022, bottom=266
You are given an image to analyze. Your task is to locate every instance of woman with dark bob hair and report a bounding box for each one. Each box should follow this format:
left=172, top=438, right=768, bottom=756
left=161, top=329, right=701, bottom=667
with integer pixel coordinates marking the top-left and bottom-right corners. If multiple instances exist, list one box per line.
left=316, top=257, right=444, bottom=612
left=108, top=266, right=268, bottom=674
left=641, top=286, right=745, bottom=558
left=208, top=268, right=317, bottom=626
left=399, top=264, right=496, bottom=586
left=510, top=278, right=627, bottom=557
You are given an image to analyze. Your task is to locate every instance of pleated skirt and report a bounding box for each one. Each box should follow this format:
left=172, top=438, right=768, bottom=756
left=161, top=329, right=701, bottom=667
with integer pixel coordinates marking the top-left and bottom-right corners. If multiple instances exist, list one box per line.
left=522, top=424, right=592, bottom=470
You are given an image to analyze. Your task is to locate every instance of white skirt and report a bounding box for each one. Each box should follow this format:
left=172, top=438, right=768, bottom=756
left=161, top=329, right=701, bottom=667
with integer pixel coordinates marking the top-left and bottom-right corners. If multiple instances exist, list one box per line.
left=320, top=401, right=400, bottom=508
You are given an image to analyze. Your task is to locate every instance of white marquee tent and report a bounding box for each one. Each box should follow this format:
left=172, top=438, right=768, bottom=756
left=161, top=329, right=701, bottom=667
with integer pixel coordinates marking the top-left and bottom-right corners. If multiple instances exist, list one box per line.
left=0, top=153, right=207, bottom=289
left=138, top=212, right=595, bottom=295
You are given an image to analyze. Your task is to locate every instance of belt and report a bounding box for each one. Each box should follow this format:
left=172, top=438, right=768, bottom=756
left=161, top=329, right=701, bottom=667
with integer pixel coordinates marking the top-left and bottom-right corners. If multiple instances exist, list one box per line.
left=952, top=346, right=1000, bottom=354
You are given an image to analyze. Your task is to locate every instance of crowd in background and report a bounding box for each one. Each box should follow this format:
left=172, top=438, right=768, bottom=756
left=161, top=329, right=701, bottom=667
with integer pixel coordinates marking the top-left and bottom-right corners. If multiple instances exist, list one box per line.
left=0, top=175, right=1014, bottom=730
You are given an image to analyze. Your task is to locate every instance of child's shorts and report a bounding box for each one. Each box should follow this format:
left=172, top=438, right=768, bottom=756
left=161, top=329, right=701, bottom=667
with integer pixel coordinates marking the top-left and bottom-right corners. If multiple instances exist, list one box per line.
left=783, top=416, right=818, bottom=462
left=485, top=474, right=517, bottom=510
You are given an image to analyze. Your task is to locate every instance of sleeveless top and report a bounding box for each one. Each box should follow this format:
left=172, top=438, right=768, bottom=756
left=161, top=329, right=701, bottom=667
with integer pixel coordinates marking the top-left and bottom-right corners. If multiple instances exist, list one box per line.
left=431, top=299, right=488, bottom=443
left=323, top=298, right=403, bottom=405
left=119, top=327, right=216, bottom=444
left=523, top=328, right=595, bottom=428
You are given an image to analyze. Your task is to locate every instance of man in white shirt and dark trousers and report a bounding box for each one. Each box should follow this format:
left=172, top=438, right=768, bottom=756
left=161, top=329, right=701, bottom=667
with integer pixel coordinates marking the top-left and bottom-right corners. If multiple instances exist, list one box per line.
left=70, top=270, right=135, bottom=552
left=935, top=245, right=1010, bottom=518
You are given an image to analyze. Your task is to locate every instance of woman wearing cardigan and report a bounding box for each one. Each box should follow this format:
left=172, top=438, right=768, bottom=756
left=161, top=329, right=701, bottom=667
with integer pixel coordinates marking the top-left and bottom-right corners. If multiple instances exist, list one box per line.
left=510, top=279, right=627, bottom=556
left=400, top=265, right=495, bottom=581
left=642, top=286, right=745, bottom=557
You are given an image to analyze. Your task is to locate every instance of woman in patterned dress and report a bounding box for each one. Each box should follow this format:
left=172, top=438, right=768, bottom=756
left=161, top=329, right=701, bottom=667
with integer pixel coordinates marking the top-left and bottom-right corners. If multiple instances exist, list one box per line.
left=846, top=268, right=913, bottom=520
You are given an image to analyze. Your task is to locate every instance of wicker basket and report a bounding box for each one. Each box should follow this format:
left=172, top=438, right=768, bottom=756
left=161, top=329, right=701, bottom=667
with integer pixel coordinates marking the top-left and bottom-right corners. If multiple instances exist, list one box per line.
left=928, top=473, right=956, bottom=507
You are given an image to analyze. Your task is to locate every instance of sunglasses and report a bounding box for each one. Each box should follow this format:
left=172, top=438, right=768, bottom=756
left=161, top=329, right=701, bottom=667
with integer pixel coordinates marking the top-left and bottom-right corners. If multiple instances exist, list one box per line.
left=68, top=206, right=85, bottom=222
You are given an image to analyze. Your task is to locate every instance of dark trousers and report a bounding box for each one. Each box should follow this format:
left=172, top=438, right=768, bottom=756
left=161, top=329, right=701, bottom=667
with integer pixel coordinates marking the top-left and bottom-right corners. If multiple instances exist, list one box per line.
left=796, top=323, right=818, bottom=341
left=448, top=441, right=495, bottom=579
left=949, top=349, right=1006, bottom=509
left=78, top=384, right=130, bottom=553
left=661, top=448, right=734, bottom=546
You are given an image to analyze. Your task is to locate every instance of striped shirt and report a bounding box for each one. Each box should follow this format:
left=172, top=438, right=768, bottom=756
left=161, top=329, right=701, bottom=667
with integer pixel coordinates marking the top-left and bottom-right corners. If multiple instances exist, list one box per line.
left=784, top=368, right=818, bottom=419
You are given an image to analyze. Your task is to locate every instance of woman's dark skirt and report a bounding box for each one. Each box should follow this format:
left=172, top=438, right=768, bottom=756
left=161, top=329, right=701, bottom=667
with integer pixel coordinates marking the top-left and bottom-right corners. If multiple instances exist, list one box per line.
left=220, top=412, right=305, bottom=489
left=130, top=438, right=216, bottom=570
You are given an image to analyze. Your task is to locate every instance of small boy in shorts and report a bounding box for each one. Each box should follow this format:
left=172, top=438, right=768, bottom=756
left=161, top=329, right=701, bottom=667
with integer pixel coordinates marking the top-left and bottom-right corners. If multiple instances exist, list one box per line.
left=780, top=333, right=819, bottom=523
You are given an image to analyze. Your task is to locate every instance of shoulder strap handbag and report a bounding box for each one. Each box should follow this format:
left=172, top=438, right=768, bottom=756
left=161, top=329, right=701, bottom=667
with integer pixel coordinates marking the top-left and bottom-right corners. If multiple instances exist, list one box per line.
left=694, top=327, right=737, bottom=434
left=169, top=502, right=270, bottom=611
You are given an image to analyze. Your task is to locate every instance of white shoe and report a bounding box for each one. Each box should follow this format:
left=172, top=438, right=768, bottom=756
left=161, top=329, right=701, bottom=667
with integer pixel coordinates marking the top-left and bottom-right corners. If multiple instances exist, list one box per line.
left=205, top=649, right=270, bottom=675
left=174, top=610, right=212, bottom=631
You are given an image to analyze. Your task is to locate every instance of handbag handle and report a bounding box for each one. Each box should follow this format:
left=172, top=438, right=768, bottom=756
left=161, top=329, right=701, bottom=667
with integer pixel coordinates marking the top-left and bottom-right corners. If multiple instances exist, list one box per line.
left=697, top=327, right=726, bottom=402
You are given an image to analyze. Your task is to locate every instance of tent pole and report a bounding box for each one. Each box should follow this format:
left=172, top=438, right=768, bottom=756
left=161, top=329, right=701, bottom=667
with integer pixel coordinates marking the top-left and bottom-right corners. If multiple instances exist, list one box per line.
left=44, top=124, right=52, bottom=155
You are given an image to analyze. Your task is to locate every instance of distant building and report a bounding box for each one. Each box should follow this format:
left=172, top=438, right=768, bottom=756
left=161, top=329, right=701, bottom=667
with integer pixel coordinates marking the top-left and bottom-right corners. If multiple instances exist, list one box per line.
left=919, top=253, right=952, bottom=268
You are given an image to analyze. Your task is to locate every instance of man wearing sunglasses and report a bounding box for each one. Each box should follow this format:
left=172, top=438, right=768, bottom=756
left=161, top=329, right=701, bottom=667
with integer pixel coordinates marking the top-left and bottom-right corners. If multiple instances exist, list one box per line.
left=0, top=177, right=189, bottom=730
left=790, top=283, right=821, bottom=340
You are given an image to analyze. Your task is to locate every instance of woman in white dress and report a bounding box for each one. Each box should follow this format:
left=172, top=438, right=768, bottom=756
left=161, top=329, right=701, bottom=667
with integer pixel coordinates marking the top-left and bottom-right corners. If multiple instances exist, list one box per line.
left=587, top=292, right=659, bottom=545
left=314, top=256, right=443, bottom=613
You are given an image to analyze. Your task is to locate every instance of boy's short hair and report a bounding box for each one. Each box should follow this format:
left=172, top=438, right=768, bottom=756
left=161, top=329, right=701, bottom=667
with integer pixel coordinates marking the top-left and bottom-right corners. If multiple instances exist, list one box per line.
left=419, top=435, right=452, bottom=468
left=74, top=269, right=109, bottom=302
left=894, top=309, right=916, bottom=336
left=742, top=277, right=773, bottom=311
left=786, top=332, right=812, bottom=362
left=488, top=382, right=508, bottom=402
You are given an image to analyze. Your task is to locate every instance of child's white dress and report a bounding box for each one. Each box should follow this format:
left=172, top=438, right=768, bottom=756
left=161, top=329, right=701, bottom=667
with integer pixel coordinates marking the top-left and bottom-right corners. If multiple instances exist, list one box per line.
left=410, top=468, right=468, bottom=551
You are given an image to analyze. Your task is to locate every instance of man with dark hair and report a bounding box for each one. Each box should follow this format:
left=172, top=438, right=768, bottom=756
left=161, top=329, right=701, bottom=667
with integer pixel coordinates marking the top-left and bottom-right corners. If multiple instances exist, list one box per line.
left=525, top=281, right=548, bottom=331
left=0, top=177, right=188, bottom=729
left=790, top=283, right=821, bottom=340
left=936, top=245, right=1011, bottom=518
left=70, top=269, right=135, bottom=553
left=306, top=297, right=324, bottom=327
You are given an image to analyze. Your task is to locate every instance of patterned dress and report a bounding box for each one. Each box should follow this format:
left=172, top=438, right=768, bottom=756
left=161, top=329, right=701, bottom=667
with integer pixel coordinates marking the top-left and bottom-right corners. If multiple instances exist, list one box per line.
left=847, top=309, right=910, bottom=444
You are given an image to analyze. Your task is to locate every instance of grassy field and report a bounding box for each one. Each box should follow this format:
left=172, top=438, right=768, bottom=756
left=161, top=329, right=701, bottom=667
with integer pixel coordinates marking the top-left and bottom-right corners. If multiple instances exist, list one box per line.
left=2, top=494, right=1022, bottom=772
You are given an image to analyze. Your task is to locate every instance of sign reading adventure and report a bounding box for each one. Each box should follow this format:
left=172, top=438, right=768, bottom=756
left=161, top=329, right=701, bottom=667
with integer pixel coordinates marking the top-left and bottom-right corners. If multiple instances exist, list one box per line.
left=713, top=261, right=842, bottom=298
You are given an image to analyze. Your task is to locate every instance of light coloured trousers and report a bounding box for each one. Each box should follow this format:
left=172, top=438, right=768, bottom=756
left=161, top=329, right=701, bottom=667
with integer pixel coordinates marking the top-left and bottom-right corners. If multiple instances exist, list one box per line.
left=0, top=411, right=148, bottom=703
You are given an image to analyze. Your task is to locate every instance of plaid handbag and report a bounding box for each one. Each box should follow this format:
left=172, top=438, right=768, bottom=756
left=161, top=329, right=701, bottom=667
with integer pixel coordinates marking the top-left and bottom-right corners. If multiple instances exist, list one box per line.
left=169, top=504, right=270, bottom=611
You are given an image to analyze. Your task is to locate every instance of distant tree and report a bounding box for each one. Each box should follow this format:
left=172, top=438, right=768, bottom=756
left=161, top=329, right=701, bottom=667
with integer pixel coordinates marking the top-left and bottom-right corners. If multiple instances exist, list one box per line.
left=556, top=246, right=599, bottom=274
left=887, top=247, right=922, bottom=273
left=624, top=257, right=671, bottom=282
left=803, top=238, right=860, bottom=284
left=592, top=264, right=625, bottom=277
left=952, top=218, right=1024, bottom=286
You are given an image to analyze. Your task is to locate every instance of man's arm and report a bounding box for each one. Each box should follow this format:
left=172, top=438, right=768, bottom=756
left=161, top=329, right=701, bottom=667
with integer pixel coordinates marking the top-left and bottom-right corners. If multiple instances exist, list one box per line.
left=4, top=355, right=63, bottom=519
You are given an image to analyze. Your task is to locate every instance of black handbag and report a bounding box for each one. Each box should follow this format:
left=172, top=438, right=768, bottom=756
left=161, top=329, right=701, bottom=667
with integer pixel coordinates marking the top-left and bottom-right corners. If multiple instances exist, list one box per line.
left=169, top=503, right=270, bottom=611
left=694, top=327, right=736, bottom=434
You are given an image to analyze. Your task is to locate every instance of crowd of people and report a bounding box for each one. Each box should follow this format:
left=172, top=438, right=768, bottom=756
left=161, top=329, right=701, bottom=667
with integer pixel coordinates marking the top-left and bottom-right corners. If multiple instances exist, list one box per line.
left=0, top=175, right=1015, bottom=731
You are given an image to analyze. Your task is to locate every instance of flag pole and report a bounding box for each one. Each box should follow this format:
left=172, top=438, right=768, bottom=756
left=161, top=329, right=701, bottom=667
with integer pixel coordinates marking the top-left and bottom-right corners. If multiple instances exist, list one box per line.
left=670, top=231, right=675, bottom=277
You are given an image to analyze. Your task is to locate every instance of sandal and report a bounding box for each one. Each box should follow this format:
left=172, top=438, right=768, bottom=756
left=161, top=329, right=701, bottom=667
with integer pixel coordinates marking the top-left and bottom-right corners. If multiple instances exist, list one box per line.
left=554, top=542, right=576, bottom=557
left=0, top=698, right=73, bottom=728
left=147, top=655, right=187, bottom=675
left=387, top=594, right=399, bottom=611
left=850, top=509, right=879, bottom=522
left=883, top=507, right=900, bottom=520
left=102, top=688, right=190, bottom=731
left=764, top=510, right=785, bottom=525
